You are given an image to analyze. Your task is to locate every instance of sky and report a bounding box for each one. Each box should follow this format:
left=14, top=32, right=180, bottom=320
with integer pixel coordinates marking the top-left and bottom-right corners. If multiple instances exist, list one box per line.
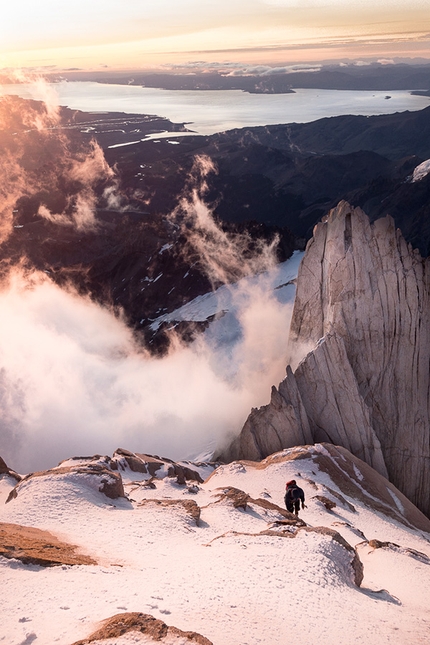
left=1, top=0, right=430, bottom=72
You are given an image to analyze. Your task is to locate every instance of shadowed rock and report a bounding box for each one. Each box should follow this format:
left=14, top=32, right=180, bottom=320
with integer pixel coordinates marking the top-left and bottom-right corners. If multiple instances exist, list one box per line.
left=0, top=456, right=21, bottom=482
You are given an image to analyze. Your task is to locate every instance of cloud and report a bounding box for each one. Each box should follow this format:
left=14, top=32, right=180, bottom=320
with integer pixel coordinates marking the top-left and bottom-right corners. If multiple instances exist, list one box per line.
left=163, top=60, right=322, bottom=76
left=0, top=265, right=295, bottom=474
left=38, top=139, right=118, bottom=231
left=170, top=155, right=278, bottom=288
left=0, top=77, right=122, bottom=240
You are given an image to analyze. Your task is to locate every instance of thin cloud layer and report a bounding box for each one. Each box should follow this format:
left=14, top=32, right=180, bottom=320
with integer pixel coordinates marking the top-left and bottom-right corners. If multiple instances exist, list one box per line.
left=1, top=0, right=429, bottom=68
left=171, top=155, right=279, bottom=288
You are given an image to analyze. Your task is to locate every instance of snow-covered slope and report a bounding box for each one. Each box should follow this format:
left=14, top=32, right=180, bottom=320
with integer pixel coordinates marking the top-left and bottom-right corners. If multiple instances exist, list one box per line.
left=411, top=158, right=430, bottom=182
left=150, top=251, right=303, bottom=332
left=1, top=445, right=429, bottom=645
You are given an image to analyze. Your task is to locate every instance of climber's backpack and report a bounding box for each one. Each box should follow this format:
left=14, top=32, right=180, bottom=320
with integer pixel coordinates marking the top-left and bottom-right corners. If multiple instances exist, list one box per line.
left=285, top=486, right=301, bottom=505
left=289, top=486, right=301, bottom=501
left=291, top=486, right=301, bottom=501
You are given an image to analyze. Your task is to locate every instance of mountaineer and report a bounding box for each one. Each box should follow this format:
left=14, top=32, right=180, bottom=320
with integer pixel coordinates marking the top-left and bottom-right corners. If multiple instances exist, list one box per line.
left=284, top=479, right=305, bottom=516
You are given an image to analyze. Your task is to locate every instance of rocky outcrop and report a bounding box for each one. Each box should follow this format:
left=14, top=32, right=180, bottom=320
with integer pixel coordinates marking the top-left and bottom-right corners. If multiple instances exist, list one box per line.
left=138, top=499, right=201, bottom=526
left=6, top=462, right=125, bottom=504
left=210, top=486, right=304, bottom=521
left=0, top=522, right=96, bottom=567
left=70, top=612, right=213, bottom=645
left=298, top=526, right=363, bottom=587
left=0, top=456, right=21, bottom=482
left=222, top=202, right=430, bottom=517
left=113, top=448, right=205, bottom=483
left=217, top=444, right=430, bottom=533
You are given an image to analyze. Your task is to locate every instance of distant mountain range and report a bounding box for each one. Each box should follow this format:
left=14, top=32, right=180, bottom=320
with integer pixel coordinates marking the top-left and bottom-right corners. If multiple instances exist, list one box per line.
left=99, top=104, right=430, bottom=256
left=48, top=62, right=430, bottom=94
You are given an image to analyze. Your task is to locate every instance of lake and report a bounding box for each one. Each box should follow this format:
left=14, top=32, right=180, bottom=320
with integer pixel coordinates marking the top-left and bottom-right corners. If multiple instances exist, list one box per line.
left=1, top=81, right=429, bottom=135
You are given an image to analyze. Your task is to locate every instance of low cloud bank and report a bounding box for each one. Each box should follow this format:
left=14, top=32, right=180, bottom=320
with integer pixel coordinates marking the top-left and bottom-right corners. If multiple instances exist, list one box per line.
left=0, top=267, right=295, bottom=474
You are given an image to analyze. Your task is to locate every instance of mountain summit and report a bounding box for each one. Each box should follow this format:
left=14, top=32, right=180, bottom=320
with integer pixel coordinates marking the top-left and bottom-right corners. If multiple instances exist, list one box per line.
left=221, top=202, right=430, bottom=518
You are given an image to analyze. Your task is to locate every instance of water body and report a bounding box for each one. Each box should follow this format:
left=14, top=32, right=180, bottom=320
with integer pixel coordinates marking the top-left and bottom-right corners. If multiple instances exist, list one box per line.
left=1, top=81, right=429, bottom=135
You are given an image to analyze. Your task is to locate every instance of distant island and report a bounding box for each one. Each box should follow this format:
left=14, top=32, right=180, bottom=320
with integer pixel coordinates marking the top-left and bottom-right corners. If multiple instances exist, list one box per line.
left=45, top=62, right=430, bottom=95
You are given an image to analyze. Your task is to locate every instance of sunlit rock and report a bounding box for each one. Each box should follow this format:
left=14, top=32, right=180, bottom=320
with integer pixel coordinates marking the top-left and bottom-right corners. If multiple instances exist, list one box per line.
left=222, top=202, right=430, bottom=517
left=70, top=612, right=213, bottom=645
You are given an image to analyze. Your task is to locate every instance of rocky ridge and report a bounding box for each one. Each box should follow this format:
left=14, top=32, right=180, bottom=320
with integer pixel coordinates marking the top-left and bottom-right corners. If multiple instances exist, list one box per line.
left=70, top=612, right=214, bottom=645
left=2, top=443, right=430, bottom=644
left=222, top=202, right=430, bottom=517
left=4, top=450, right=210, bottom=507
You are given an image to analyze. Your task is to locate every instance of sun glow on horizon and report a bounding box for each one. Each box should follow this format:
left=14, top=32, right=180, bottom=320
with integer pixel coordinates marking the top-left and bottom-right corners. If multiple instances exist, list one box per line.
left=1, top=0, right=430, bottom=72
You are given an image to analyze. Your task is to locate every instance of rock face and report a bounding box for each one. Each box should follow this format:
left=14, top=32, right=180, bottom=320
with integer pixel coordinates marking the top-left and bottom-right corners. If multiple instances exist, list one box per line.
left=222, top=202, right=430, bottom=517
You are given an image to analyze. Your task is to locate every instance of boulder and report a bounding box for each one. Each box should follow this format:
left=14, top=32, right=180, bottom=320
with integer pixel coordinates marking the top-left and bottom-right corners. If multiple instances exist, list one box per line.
left=6, top=463, right=125, bottom=504
left=70, top=612, right=213, bottom=645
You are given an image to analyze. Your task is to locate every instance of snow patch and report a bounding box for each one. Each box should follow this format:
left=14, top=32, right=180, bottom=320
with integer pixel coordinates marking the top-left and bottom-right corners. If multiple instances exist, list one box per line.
left=353, top=464, right=364, bottom=480
left=386, top=487, right=404, bottom=514
left=411, top=158, right=430, bottom=182
left=1, top=447, right=430, bottom=645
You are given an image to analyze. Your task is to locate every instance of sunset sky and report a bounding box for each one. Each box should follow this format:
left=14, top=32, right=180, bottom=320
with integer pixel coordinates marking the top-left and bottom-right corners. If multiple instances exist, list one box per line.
left=1, top=0, right=430, bottom=72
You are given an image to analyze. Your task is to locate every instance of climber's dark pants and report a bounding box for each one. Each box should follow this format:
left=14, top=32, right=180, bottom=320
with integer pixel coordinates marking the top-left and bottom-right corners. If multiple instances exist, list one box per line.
left=286, top=500, right=300, bottom=515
